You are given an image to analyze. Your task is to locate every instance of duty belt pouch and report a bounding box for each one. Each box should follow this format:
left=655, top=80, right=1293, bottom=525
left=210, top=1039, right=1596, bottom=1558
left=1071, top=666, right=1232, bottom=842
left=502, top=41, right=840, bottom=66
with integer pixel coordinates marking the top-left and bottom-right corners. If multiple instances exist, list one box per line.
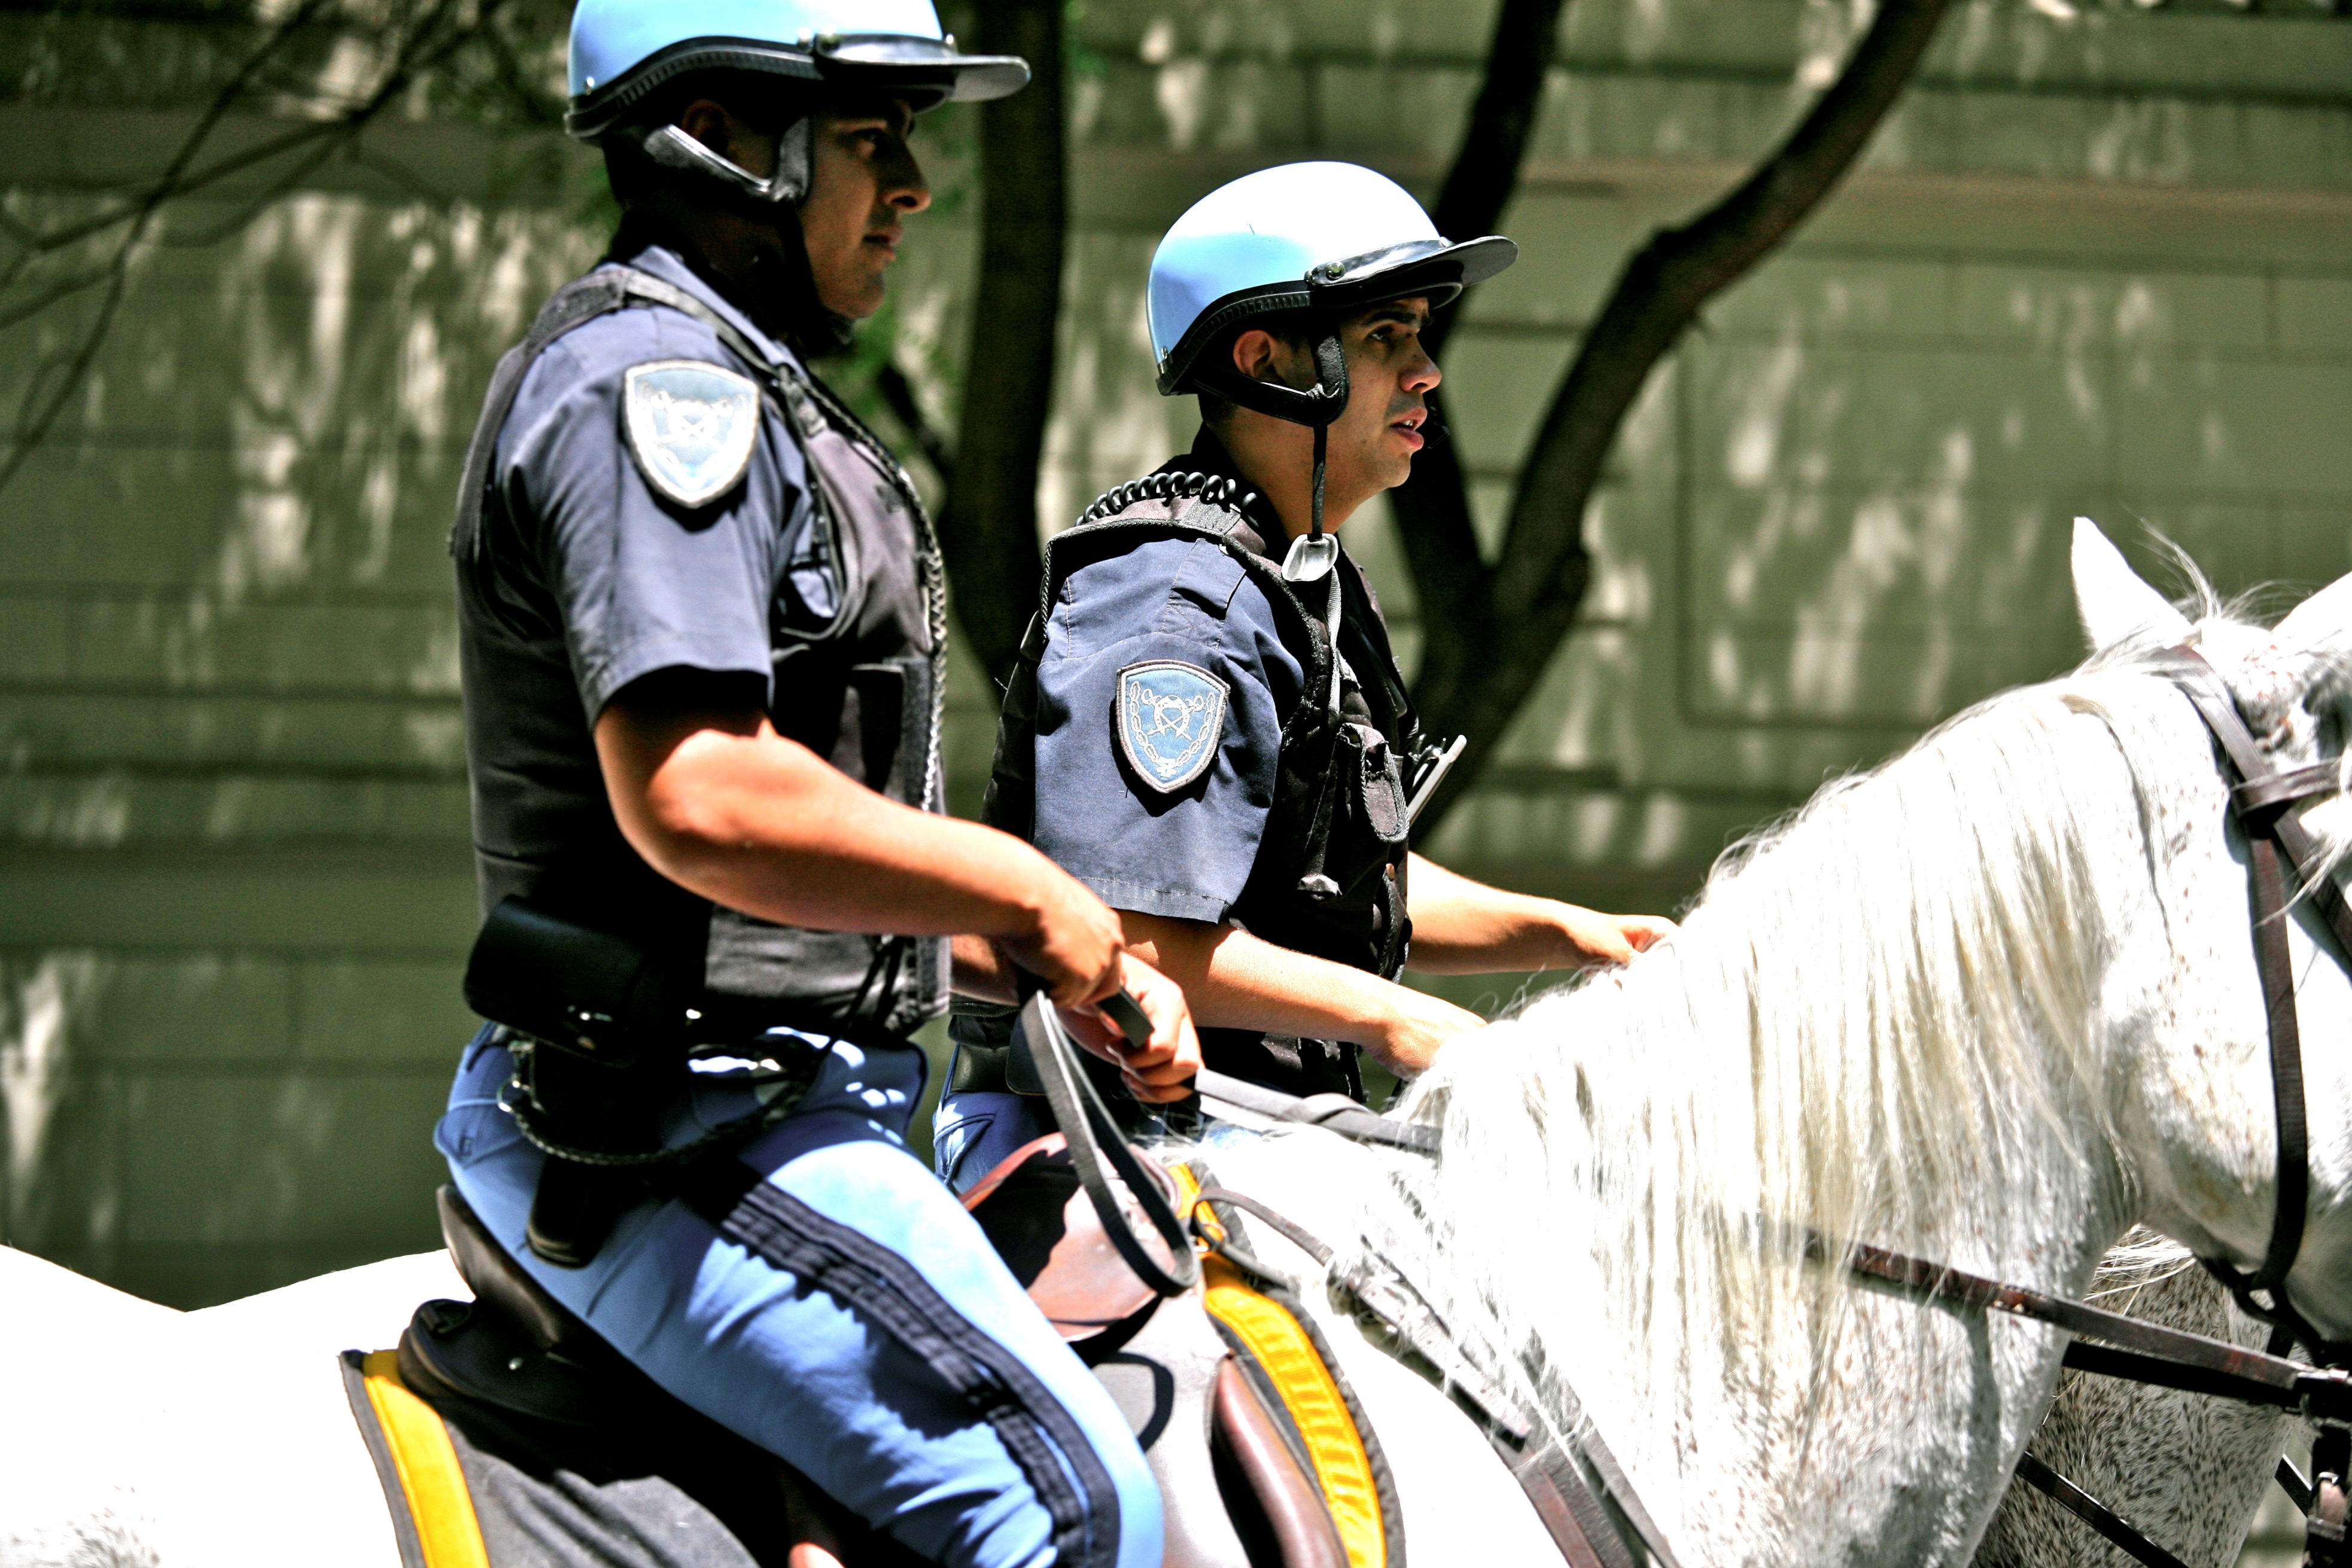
left=1341, top=722, right=1410, bottom=851
left=463, top=897, right=696, bottom=1268
left=1297, top=721, right=1408, bottom=897
left=465, top=896, right=696, bottom=1067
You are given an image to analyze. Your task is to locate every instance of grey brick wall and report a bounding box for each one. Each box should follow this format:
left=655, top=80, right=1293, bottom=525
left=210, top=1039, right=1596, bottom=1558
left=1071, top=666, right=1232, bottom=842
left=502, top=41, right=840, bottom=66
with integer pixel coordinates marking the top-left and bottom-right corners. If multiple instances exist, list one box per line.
left=2, top=0, right=2347, bottom=1306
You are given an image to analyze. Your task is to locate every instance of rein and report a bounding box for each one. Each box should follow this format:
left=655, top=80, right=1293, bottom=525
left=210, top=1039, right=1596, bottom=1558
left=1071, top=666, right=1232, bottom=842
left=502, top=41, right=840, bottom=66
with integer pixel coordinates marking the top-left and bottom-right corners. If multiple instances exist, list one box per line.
left=2162, top=647, right=2352, bottom=1355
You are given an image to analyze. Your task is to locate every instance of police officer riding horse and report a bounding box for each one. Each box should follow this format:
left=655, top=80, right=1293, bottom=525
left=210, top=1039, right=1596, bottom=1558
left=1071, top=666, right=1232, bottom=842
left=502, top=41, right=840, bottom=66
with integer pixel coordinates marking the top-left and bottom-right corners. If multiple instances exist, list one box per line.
left=442, top=2, right=1201, bottom=1563
left=936, top=163, right=1674, bottom=1188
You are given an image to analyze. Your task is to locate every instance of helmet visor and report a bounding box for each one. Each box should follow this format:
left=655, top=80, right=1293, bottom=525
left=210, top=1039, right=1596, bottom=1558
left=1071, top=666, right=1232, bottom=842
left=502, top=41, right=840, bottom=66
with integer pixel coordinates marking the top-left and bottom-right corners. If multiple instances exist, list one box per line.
left=1306, top=234, right=1518, bottom=309
left=819, top=34, right=1029, bottom=102
left=567, top=34, right=1027, bottom=139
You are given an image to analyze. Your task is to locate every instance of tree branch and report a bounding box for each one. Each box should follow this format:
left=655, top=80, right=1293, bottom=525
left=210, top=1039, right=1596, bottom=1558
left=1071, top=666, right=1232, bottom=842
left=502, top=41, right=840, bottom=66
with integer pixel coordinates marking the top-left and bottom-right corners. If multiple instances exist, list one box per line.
left=876, top=361, right=957, bottom=487
left=935, top=0, right=1065, bottom=688
left=1424, top=0, right=1567, bottom=370
left=1410, top=0, right=1954, bottom=832
left=0, top=0, right=498, bottom=497
left=0, top=0, right=337, bottom=297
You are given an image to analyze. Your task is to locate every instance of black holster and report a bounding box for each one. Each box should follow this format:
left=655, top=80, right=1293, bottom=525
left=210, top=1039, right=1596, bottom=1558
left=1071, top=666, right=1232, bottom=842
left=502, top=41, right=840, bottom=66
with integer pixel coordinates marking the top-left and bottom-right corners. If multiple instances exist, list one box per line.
left=464, top=897, right=695, bottom=1267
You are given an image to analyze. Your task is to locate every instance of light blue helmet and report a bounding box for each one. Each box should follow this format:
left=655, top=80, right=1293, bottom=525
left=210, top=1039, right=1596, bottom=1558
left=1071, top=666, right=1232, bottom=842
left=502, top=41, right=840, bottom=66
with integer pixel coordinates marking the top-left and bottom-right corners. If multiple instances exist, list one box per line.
left=1147, top=162, right=1516, bottom=407
left=566, top=0, right=1030, bottom=143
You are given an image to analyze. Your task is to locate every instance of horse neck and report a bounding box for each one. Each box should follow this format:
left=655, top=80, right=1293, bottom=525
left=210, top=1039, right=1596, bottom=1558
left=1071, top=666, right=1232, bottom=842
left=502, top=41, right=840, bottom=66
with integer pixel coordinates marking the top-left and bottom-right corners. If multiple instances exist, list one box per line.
left=1398, top=693, right=2159, bottom=1563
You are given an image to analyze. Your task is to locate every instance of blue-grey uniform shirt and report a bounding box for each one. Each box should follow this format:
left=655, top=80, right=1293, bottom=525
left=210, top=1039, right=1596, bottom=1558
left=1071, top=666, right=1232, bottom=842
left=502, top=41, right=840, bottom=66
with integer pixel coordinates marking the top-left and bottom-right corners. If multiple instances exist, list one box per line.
left=1006, top=431, right=1411, bottom=1101
left=1029, top=429, right=1405, bottom=930
left=1029, top=527, right=1305, bottom=924
left=462, top=240, right=833, bottom=926
left=1027, top=436, right=1310, bottom=925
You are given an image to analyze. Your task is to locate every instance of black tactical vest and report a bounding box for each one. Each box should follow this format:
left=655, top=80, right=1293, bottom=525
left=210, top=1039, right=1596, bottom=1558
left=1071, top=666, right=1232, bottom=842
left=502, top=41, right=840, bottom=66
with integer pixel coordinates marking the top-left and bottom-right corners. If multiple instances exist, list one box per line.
left=982, top=473, right=1420, bottom=1052
left=452, top=263, right=948, bottom=1045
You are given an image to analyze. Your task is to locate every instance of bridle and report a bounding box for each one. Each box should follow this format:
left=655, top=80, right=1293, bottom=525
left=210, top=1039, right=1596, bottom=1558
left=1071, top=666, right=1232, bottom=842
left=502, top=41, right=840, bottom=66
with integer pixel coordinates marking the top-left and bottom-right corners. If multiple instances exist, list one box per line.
left=1878, top=646, right=2352, bottom=1568
left=2161, top=646, right=2351, bottom=1357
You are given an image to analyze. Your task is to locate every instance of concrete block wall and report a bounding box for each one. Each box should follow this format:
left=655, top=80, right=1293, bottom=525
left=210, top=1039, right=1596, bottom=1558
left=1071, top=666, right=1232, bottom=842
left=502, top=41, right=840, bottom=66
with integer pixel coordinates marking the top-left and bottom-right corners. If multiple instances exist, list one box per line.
left=0, top=189, right=598, bottom=1299
left=1, top=0, right=2348, bottom=1303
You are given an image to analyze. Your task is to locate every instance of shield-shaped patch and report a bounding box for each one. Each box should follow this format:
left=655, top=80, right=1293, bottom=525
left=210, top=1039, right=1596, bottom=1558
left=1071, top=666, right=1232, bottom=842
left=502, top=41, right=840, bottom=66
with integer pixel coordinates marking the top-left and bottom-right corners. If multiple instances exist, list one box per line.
left=622, top=360, right=761, bottom=509
left=1117, top=660, right=1230, bottom=794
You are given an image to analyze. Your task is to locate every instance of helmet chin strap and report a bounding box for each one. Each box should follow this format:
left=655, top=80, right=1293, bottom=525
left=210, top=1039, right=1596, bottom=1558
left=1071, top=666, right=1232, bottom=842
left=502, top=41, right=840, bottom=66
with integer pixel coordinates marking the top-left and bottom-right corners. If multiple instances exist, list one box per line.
left=1200, top=328, right=1349, bottom=719
left=630, top=117, right=852, bottom=356
left=1310, top=422, right=1327, bottom=540
left=1196, top=326, right=1347, bottom=562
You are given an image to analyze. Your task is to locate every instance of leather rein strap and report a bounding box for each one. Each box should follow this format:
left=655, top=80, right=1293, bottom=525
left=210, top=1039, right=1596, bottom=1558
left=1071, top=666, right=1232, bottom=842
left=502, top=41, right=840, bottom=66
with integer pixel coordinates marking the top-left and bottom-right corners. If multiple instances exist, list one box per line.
left=1194, top=1069, right=1442, bottom=1155
left=1012, top=989, right=1199, bottom=1299
left=2164, top=647, right=2352, bottom=1352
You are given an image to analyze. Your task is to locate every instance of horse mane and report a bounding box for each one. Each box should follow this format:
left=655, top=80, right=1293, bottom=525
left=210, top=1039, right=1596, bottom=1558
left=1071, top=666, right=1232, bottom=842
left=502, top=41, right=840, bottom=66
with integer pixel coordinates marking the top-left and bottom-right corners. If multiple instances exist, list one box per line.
left=1371, top=599, right=2321, bottom=1457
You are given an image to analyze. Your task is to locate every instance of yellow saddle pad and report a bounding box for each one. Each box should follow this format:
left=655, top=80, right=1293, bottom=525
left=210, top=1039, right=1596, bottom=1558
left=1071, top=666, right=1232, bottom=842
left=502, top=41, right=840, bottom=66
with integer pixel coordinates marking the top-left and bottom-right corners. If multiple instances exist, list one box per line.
left=342, top=1349, right=491, bottom=1568
left=1178, top=1164, right=1401, bottom=1568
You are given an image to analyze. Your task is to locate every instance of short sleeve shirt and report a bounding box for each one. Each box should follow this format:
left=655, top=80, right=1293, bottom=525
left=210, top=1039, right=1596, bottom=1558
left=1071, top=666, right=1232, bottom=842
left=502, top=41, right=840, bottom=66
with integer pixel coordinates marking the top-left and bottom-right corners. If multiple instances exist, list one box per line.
left=1030, top=531, right=1304, bottom=922
left=458, top=243, right=830, bottom=924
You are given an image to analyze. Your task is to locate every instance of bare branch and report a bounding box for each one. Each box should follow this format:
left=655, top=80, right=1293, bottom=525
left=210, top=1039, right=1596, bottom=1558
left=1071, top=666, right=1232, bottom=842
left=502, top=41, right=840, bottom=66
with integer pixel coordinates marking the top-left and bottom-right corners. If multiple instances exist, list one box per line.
left=1411, top=0, right=1955, bottom=832
left=0, top=240, right=136, bottom=495
left=876, top=361, right=957, bottom=487
left=0, top=264, right=121, bottom=336
left=1423, top=0, right=1566, bottom=369
left=0, top=0, right=337, bottom=296
left=1504, top=0, right=1955, bottom=609
left=0, top=0, right=500, bottom=497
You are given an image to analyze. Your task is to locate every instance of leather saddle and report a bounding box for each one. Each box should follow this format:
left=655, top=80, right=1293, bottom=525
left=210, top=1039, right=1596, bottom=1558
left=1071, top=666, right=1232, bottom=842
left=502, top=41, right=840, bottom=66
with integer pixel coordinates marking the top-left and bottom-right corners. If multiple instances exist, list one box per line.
left=961, top=1136, right=1352, bottom=1568
left=407, top=1146, right=1349, bottom=1568
left=404, top=1185, right=925, bottom=1568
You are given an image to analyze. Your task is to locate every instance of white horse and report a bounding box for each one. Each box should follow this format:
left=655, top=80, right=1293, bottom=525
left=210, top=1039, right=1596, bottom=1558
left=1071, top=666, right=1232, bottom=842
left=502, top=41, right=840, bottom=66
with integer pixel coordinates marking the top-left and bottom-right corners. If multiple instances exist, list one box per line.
left=5, top=519, right=2350, bottom=1567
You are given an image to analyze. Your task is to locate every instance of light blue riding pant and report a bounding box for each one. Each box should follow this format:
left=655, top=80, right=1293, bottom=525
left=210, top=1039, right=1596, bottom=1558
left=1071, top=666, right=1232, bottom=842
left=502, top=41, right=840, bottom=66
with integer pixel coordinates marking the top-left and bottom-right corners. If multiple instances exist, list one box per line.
left=437, top=1028, right=1161, bottom=1568
left=933, top=1080, right=1058, bottom=1194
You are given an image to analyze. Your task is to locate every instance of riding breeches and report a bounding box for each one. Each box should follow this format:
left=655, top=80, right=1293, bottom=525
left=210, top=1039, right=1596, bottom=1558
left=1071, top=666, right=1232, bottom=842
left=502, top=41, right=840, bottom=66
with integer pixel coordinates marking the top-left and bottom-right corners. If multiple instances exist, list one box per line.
left=933, top=1081, right=1059, bottom=1194
left=436, top=1028, right=1162, bottom=1568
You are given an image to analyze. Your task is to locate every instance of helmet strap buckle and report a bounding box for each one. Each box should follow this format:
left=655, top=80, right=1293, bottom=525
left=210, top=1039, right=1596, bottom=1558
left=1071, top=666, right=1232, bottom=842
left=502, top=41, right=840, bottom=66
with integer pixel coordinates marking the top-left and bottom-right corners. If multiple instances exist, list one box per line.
left=1281, top=528, right=1338, bottom=586
left=1197, top=329, right=1349, bottom=432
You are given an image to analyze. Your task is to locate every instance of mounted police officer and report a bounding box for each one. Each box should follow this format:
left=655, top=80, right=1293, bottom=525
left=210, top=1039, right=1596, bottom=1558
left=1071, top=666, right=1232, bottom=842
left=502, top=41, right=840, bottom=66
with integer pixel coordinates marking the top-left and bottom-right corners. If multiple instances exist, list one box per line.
left=936, top=163, right=1671, bottom=1188
left=437, top=4, right=1198, bottom=1563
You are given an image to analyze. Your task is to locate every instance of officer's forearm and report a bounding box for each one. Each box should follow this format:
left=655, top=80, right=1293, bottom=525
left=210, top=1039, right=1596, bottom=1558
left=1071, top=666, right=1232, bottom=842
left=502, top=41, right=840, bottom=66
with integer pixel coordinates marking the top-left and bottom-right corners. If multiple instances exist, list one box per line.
left=595, top=704, right=1091, bottom=946
left=1404, top=854, right=1574, bottom=972
left=1404, top=852, right=1667, bottom=973
left=1115, top=910, right=1478, bottom=1074
left=950, top=935, right=1020, bottom=1002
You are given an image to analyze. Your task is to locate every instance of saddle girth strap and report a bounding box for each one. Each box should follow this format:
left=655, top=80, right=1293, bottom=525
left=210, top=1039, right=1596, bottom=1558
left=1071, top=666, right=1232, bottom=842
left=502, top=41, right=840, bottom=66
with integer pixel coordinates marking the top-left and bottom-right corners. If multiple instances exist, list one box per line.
left=2009, top=1450, right=2193, bottom=1568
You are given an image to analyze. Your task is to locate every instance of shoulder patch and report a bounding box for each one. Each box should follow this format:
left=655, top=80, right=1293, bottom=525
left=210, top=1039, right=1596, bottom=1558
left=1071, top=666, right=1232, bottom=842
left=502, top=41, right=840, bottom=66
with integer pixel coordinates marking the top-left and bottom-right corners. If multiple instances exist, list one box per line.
left=1118, top=660, right=1230, bottom=794
left=622, top=360, right=760, bottom=509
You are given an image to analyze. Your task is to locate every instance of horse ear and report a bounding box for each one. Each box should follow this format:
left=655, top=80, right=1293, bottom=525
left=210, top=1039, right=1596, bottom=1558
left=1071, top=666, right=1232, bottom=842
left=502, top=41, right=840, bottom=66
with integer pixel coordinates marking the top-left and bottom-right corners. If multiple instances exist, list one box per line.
left=2272, top=573, right=2352, bottom=657
left=2073, top=518, right=2190, bottom=653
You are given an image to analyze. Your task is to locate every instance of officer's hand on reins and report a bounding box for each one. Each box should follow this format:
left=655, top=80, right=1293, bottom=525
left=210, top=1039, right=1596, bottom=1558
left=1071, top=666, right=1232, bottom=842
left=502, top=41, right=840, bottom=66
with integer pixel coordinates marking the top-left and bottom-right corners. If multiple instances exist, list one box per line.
left=1060, top=957, right=1200, bottom=1105
left=994, top=871, right=1202, bottom=1102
